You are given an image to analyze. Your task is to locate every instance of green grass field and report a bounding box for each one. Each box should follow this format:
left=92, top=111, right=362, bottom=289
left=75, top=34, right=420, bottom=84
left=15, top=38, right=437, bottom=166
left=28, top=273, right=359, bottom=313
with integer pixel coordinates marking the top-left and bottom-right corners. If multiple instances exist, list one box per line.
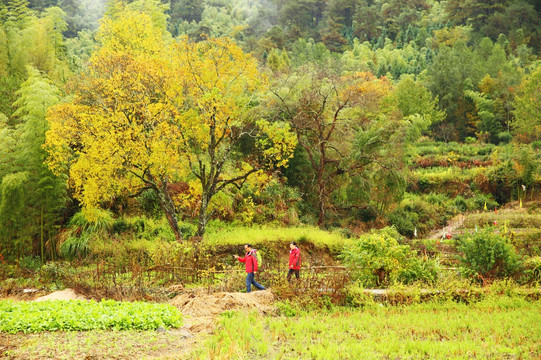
left=192, top=297, right=541, bottom=360
left=204, top=225, right=352, bottom=250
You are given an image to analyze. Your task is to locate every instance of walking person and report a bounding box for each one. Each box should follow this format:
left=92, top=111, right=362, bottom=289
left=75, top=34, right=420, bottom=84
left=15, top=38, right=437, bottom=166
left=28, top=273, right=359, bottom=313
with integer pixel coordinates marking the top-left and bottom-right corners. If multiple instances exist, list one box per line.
left=287, top=241, right=301, bottom=282
left=234, top=244, right=265, bottom=293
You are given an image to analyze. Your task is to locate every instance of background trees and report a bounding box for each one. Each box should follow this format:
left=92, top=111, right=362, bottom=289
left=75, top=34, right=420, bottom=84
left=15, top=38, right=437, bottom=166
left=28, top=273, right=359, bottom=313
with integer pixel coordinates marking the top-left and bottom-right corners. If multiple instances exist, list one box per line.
left=0, top=0, right=539, bottom=258
left=270, top=68, right=430, bottom=226
left=46, top=3, right=186, bottom=239
left=271, top=68, right=365, bottom=225
left=44, top=3, right=296, bottom=240
left=175, top=36, right=296, bottom=236
left=512, top=67, right=541, bottom=143
left=0, top=68, right=65, bottom=261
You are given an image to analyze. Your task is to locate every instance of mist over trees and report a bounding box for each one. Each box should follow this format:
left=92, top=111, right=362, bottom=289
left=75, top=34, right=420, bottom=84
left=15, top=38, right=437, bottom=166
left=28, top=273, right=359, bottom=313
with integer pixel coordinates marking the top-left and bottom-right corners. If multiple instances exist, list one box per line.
left=0, top=0, right=539, bottom=259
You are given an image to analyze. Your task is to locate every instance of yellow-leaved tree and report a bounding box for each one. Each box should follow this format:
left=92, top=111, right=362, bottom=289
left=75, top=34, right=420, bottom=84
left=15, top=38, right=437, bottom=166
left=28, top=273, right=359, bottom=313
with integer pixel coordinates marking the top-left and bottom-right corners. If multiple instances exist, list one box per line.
left=45, top=1, right=296, bottom=240
left=173, top=37, right=297, bottom=236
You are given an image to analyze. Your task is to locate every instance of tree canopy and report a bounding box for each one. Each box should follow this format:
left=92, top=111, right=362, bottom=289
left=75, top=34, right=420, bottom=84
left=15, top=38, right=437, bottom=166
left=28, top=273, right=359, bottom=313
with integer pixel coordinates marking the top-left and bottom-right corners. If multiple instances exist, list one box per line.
left=0, top=0, right=539, bottom=258
left=45, top=3, right=296, bottom=239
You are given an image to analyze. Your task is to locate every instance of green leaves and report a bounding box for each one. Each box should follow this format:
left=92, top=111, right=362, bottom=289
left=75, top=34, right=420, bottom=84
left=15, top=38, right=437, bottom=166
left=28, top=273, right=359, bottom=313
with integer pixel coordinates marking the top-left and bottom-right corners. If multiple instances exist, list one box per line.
left=0, top=172, right=29, bottom=258
left=456, top=226, right=521, bottom=281
left=0, top=299, right=183, bottom=334
left=512, top=67, right=541, bottom=143
left=0, top=67, right=66, bottom=261
left=465, top=89, right=502, bottom=143
left=341, top=227, right=409, bottom=286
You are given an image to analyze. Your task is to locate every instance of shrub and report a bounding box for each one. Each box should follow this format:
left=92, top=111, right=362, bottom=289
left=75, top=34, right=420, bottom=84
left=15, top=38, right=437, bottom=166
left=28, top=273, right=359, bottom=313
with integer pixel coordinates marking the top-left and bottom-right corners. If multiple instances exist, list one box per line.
left=275, top=300, right=305, bottom=317
left=387, top=209, right=417, bottom=237
left=343, top=283, right=375, bottom=307
left=138, top=189, right=162, bottom=218
left=179, top=223, right=197, bottom=239
left=425, top=193, right=450, bottom=205
left=409, top=238, right=439, bottom=255
left=127, top=216, right=176, bottom=241
left=39, top=262, right=69, bottom=288
left=484, top=144, right=538, bottom=204
left=337, top=227, right=355, bottom=239
left=476, top=145, right=495, bottom=156
left=69, top=209, right=114, bottom=233
left=497, top=131, right=513, bottom=144
left=454, top=196, right=468, bottom=212
left=341, top=227, right=417, bottom=287
left=484, top=162, right=515, bottom=203
left=522, top=256, right=541, bottom=284
left=455, top=227, right=522, bottom=283
left=18, top=256, right=42, bottom=272
left=57, top=210, right=112, bottom=260
left=59, top=233, right=92, bottom=259
left=112, top=218, right=129, bottom=234
left=467, top=192, right=498, bottom=211
left=416, top=176, right=433, bottom=192
left=509, top=229, right=541, bottom=257
left=388, top=195, right=453, bottom=237
left=398, top=256, right=440, bottom=285
left=352, top=204, right=378, bottom=222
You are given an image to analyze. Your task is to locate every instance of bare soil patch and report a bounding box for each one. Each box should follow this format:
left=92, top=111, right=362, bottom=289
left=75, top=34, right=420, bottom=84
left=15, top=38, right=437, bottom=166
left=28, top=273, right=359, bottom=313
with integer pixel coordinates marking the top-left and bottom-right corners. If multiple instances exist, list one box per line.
left=170, top=289, right=275, bottom=317
left=33, top=288, right=88, bottom=302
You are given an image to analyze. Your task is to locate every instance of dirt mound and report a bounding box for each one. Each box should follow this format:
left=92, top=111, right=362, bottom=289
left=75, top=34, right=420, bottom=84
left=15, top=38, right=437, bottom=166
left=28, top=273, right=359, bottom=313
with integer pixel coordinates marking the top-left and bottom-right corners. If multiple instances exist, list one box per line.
left=34, top=288, right=88, bottom=302
left=170, top=290, right=274, bottom=318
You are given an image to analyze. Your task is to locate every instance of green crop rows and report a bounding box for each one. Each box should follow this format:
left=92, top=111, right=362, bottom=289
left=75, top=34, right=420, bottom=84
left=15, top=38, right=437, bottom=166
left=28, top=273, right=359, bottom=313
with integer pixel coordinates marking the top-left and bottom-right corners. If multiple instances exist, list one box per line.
left=0, top=300, right=183, bottom=333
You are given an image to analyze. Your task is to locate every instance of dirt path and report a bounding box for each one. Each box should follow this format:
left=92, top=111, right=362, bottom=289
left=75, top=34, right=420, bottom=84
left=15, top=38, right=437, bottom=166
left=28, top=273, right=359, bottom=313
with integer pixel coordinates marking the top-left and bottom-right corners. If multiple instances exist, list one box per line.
left=427, top=214, right=466, bottom=239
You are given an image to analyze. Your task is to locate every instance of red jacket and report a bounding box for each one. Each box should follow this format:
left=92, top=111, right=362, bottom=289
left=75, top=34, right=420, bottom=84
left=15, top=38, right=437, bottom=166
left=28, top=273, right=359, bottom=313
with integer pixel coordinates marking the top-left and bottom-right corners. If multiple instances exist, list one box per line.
left=237, top=250, right=258, bottom=273
left=289, top=247, right=301, bottom=270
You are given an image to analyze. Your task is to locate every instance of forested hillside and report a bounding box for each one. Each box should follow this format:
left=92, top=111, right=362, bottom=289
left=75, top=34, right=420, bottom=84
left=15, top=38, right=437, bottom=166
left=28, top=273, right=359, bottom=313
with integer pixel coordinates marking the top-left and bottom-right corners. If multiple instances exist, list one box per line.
left=0, top=0, right=540, bottom=262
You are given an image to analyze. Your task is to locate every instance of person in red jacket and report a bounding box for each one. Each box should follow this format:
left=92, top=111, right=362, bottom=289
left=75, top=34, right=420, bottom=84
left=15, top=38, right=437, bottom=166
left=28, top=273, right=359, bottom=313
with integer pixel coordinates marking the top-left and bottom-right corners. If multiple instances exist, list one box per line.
left=287, top=241, right=301, bottom=282
left=234, top=244, right=265, bottom=293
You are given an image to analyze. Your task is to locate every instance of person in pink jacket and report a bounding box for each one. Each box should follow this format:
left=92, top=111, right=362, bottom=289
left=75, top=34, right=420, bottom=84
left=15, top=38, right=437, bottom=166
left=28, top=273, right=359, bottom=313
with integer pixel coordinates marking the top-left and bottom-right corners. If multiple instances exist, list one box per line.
left=234, top=244, right=265, bottom=292
left=287, top=241, right=301, bottom=282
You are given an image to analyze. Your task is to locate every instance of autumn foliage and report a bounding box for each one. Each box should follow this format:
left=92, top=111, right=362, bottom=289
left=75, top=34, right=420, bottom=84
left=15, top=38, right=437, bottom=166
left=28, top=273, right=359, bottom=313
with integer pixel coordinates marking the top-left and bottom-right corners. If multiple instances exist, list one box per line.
left=45, top=4, right=296, bottom=240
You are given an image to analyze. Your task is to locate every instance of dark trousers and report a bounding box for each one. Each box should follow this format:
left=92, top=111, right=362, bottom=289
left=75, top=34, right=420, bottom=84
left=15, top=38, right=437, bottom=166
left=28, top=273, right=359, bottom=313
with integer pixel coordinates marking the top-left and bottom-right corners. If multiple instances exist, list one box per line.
left=287, top=269, right=300, bottom=281
left=246, top=272, right=265, bottom=292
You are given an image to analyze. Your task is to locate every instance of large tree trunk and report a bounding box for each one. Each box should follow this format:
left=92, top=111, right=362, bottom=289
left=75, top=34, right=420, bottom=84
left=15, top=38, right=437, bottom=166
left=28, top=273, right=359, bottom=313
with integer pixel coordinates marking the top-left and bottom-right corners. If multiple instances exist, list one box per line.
left=196, top=193, right=211, bottom=237
left=317, top=173, right=326, bottom=226
left=316, top=145, right=327, bottom=226
left=155, top=185, right=183, bottom=242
